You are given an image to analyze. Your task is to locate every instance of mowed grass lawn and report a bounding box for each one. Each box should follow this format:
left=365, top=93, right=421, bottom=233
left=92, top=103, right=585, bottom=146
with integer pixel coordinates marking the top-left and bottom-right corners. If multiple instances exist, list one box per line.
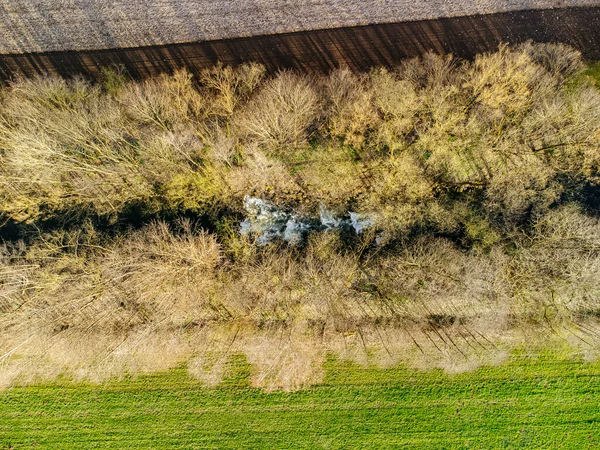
left=1, top=356, right=599, bottom=449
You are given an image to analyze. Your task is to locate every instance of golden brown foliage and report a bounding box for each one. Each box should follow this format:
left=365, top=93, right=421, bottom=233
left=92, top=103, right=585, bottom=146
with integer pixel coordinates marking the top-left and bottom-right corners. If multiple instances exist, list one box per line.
left=1, top=43, right=600, bottom=389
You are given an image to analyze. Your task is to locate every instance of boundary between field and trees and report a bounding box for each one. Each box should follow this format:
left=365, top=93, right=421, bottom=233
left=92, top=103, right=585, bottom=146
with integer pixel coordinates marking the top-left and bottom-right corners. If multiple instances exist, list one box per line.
left=1, top=7, right=600, bottom=81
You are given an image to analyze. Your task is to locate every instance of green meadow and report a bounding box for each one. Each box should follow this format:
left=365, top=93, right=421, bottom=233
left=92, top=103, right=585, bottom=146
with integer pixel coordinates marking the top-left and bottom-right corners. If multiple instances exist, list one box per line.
left=1, top=356, right=599, bottom=449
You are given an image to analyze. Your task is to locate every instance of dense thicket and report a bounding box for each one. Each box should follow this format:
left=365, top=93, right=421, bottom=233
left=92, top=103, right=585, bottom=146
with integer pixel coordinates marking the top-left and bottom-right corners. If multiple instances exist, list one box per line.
left=1, top=43, right=600, bottom=390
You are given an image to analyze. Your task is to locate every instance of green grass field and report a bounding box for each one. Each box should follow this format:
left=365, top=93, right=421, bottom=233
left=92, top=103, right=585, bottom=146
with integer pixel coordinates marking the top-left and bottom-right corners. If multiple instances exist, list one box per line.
left=1, top=356, right=599, bottom=449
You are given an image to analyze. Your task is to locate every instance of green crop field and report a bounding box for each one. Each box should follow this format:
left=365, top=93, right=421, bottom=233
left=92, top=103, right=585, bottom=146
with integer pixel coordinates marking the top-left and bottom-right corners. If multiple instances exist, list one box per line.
left=1, top=356, right=599, bottom=449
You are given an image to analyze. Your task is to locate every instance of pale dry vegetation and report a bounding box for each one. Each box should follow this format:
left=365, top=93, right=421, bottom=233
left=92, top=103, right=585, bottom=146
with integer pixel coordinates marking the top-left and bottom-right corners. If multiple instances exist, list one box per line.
left=1, top=43, right=600, bottom=391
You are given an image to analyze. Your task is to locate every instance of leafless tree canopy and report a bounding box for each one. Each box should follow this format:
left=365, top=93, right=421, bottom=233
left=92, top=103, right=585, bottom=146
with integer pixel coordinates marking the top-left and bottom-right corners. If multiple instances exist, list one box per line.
left=1, top=43, right=600, bottom=391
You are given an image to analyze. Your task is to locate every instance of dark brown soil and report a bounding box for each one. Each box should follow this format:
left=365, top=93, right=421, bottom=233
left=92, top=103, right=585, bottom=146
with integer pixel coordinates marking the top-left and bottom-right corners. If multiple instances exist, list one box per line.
left=1, top=7, right=599, bottom=81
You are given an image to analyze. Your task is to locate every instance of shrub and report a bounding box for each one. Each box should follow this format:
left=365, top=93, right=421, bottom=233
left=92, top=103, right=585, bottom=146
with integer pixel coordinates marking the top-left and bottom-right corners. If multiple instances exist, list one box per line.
left=321, top=68, right=377, bottom=147
left=201, top=62, right=265, bottom=119
left=2, top=44, right=600, bottom=389
left=236, top=71, right=319, bottom=149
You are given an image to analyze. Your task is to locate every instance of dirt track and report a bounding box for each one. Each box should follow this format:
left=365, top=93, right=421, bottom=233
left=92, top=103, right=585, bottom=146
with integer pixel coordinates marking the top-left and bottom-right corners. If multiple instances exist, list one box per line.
left=1, top=7, right=600, bottom=81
